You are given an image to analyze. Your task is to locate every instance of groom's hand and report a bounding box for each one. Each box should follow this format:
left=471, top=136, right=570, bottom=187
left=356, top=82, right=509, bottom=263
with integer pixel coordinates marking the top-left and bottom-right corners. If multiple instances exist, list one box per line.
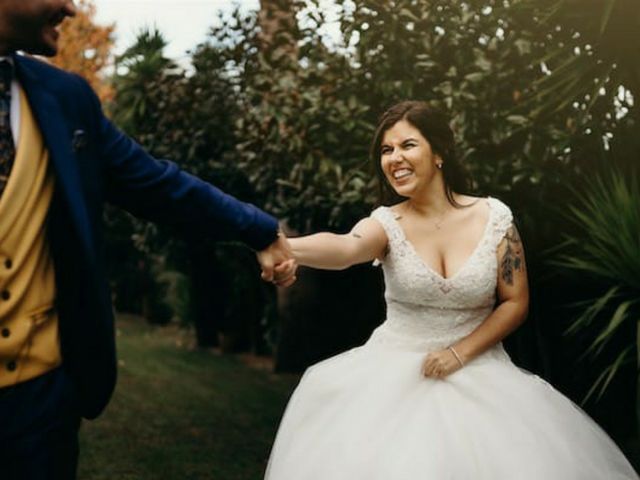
left=256, top=232, right=297, bottom=287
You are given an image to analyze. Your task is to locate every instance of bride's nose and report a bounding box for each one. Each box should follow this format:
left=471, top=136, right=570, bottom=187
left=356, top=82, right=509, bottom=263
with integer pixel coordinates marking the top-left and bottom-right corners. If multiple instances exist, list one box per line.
left=389, top=149, right=403, bottom=164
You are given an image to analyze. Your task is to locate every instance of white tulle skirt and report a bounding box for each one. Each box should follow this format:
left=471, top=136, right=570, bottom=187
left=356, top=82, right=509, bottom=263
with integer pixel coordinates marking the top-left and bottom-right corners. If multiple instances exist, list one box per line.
left=265, top=344, right=638, bottom=479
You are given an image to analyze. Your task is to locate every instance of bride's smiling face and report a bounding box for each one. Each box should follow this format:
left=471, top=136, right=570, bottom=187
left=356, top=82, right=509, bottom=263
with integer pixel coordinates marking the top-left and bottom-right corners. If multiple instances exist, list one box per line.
left=380, top=119, right=442, bottom=198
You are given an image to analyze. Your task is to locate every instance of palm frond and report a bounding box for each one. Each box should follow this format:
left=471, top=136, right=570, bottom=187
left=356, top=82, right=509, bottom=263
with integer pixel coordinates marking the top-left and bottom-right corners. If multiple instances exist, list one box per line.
left=581, top=345, right=635, bottom=404
left=563, top=286, right=621, bottom=336
left=552, top=169, right=640, bottom=289
left=600, top=0, right=618, bottom=35
left=586, top=300, right=637, bottom=358
left=512, top=0, right=635, bottom=120
left=550, top=167, right=640, bottom=400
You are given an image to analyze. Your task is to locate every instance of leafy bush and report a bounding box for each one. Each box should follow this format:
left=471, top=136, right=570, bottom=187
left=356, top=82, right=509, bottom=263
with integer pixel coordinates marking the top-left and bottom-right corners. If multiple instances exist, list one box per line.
left=104, top=4, right=640, bottom=429
left=550, top=167, right=639, bottom=402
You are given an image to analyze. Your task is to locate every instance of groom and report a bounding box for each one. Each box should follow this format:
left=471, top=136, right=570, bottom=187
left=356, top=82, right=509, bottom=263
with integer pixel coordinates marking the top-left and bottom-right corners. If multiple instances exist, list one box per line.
left=0, top=1, right=296, bottom=479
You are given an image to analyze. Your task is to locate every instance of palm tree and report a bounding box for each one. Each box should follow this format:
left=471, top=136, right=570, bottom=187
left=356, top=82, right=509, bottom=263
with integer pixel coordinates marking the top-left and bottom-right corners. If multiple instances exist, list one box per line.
left=111, top=28, right=176, bottom=134
left=512, top=0, right=638, bottom=119
left=510, top=2, right=639, bottom=443
left=550, top=168, right=640, bottom=403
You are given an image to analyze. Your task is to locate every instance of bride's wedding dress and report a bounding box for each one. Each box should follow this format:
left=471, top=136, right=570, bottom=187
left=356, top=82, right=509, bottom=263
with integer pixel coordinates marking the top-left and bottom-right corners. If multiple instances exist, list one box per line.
left=265, top=197, right=638, bottom=479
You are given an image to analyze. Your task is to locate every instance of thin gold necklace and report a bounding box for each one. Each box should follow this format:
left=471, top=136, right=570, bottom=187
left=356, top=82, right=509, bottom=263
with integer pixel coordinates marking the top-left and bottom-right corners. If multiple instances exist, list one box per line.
left=405, top=202, right=450, bottom=230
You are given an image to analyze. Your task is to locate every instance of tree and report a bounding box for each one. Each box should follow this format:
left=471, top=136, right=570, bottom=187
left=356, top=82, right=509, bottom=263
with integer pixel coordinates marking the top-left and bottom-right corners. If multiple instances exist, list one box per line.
left=512, top=0, right=639, bottom=122
left=103, top=1, right=639, bottom=445
left=551, top=169, right=640, bottom=404
left=213, top=0, right=636, bottom=439
left=259, top=0, right=299, bottom=59
left=107, top=22, right=273, bottom=350
left=105, top=28, right=178, bottom=326
left=51, top=0, right=115, bottom=102
left=110, top=28, right=176, bottom=133
left=510, top=0, right=640, bottom=442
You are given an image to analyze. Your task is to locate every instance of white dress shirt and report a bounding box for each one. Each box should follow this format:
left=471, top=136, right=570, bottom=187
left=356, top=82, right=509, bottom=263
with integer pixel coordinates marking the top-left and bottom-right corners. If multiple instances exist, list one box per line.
left=0, top=56, right=21, bottom=145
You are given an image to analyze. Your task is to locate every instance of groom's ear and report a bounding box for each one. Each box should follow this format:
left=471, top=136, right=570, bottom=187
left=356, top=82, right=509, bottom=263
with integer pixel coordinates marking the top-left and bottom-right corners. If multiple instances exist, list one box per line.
left=71, top=129, right=88, bottom=152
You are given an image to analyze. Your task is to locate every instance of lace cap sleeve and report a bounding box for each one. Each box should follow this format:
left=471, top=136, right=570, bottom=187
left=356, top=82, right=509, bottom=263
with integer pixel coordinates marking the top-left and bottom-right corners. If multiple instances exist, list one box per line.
left=488, top=197, right=515, bottom=248
left=369, top=206, right=403, bottom=265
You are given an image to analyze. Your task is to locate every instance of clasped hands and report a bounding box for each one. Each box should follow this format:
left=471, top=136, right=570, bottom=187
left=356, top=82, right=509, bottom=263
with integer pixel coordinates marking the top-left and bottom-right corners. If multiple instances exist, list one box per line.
left=256, top=231, right=298, bottom=288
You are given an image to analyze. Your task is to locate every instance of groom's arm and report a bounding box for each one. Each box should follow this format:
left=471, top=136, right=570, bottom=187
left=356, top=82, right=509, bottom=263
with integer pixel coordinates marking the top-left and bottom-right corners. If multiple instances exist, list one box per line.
left=81, top=80, right=281, bottom=253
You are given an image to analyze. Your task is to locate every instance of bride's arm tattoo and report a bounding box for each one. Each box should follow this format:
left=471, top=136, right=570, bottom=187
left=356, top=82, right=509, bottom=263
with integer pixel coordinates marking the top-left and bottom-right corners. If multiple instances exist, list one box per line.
left=500, top=224, right=524, bottom=286
left=352, top=232, right=362, bottom=239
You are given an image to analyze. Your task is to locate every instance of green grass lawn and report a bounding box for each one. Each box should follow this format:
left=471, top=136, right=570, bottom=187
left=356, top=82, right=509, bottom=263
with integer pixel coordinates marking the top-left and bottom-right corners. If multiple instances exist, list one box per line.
left=78, top=314, right=299, bottom=480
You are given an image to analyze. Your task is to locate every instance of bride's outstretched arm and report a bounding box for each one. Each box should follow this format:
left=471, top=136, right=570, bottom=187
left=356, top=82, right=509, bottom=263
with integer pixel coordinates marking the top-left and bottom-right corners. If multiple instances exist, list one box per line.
left=290, top=218, right=388, bottom=270
left=451, top=222, right=530, bottom=365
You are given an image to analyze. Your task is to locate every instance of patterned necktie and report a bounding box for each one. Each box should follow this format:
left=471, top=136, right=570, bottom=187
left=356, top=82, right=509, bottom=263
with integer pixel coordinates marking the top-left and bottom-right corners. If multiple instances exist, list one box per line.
left=0, top=60, right=15, bottom=197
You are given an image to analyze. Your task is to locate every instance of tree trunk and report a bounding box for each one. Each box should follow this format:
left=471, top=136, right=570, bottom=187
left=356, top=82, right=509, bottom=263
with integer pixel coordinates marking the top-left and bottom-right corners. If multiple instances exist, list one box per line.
left=188, top=241, right=223, bottom=348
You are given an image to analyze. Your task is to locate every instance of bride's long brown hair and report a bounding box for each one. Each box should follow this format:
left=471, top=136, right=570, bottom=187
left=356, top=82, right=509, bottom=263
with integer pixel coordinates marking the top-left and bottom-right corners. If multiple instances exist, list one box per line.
left=370, top=101, right=473, bottom=207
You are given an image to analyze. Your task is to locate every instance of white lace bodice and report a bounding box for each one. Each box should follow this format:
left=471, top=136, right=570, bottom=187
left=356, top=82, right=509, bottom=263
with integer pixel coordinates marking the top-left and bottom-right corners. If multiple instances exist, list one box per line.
left=366, top=197, right=514, bottom=359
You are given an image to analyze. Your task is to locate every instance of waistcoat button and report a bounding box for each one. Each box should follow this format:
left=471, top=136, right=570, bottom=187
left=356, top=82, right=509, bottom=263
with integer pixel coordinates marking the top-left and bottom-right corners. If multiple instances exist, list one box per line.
left=1, top=328, right=9, bottom=338
left=6, top=360, right=16, bottom=371
left=4, top=258, right=11, bottom=269
left=1, top=290, right=9, bottom=300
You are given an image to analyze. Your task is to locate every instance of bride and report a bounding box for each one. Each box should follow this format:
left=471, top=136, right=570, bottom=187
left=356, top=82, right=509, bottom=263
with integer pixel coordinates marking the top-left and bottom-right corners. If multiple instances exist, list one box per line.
left=265, top=101, right=638, bottom=479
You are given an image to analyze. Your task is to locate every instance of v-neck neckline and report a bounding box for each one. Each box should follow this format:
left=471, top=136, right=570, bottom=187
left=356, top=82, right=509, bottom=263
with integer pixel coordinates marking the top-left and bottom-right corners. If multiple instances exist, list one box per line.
left=388, top=197, right=493, bottom=283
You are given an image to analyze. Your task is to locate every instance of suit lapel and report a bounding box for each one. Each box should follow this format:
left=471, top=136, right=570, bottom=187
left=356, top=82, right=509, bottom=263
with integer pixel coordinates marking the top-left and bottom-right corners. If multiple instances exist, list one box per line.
left=13, top=54, right=95, bottom=262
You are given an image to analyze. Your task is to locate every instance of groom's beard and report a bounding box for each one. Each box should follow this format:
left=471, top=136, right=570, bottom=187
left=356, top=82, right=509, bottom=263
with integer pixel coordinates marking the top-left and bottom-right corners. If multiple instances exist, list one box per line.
left=1, top=2, right=74, bottom=57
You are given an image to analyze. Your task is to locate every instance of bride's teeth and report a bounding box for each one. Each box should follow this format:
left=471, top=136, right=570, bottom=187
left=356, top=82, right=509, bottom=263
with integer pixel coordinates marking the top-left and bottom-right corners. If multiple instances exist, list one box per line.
left=393, top=169, right=412, bottom=179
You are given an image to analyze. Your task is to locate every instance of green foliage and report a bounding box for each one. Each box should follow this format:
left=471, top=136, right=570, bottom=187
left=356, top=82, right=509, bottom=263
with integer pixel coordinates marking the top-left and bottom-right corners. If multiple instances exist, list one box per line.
left=110, top=27, right=176, bottom=132
left=215, top=1, right=577, bottom=233
left=153, top=262, right=194, bottom=326
left=223, top=5, right=376, bottom=232
left=216, top=0, right=636, bottom=236
left=104, top=3, right=640, bottom=419
left=550, top=168, right=640, bottom=402
left=340, top=0, right=564, bottom=196
left=106, top=22, right=274, bottom=348
left=109, top=1, right=633, bottom=240
left=106, top=29, right=182, bottom=323
left=513, top=0, right=640, bottom=120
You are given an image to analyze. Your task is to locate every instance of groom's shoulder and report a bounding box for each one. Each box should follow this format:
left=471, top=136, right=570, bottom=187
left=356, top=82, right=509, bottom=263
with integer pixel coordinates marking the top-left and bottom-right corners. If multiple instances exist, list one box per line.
left=16, top=53, right=97, bottom=100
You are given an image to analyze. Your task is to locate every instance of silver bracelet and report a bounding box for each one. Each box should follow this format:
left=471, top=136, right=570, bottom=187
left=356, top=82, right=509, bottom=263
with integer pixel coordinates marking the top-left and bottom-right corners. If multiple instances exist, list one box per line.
left=448, top=346, right=465, bottom=367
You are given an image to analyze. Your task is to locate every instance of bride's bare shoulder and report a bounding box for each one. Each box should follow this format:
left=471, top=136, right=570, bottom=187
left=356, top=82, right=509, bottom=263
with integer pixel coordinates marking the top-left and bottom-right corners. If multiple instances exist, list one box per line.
left=388, top=201, right=409, bottom=218
left=453, top=194, right=489, bottom=219
left=455, top=193, right=486, bottom=207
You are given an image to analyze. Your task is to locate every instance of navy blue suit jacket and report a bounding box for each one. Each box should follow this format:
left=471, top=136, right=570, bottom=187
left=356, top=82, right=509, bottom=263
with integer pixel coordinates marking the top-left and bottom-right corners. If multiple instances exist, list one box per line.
left=12, top=53, right=279, bottom=419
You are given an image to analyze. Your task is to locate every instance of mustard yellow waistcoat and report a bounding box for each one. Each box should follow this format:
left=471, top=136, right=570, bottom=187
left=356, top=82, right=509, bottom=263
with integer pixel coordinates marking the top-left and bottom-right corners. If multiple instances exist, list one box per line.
left=0, top=87, right=61, bottom=387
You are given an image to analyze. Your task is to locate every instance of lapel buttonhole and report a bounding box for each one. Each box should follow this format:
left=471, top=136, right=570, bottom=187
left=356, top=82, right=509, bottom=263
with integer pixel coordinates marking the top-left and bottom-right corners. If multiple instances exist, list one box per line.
left=71, top=129, right=87, bottom=152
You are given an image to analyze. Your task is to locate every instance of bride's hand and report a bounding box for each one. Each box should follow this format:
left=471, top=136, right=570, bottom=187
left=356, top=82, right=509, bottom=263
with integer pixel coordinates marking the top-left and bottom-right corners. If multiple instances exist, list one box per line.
left=421, top=349, right=462, bottom=379
left=270, top=259, right=298, bottom=287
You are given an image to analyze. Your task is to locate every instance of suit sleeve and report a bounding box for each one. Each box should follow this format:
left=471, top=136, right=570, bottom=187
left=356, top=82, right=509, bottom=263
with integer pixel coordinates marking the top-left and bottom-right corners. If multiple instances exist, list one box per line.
left=82, top=81, right=279, bottom=251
